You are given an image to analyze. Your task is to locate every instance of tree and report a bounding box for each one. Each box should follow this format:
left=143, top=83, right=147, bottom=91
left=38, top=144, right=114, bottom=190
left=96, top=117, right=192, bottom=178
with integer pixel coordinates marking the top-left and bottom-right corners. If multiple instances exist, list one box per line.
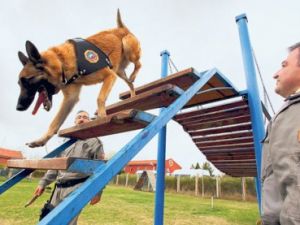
left=201, top=161, right=214, bottom=177
left=195, top=162, right=201, bottom=169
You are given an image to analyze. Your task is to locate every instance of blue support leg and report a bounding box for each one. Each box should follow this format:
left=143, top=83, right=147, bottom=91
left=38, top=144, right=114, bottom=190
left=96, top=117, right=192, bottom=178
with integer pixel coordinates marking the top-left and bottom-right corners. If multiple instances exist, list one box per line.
left=236, top=14, right=265, bottom=214
left=154, top=50, right=170, bottom=225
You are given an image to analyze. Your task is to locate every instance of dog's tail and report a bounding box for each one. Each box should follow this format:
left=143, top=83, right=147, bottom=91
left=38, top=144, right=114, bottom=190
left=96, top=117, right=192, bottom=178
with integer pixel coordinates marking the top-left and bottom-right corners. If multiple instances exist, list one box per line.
left=117, top=9, right=128, bottom=30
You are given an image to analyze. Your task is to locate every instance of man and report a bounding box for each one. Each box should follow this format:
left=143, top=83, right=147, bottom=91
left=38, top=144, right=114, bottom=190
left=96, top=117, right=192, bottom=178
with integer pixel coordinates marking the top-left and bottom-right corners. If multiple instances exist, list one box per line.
left=261, top=43, right=300, bottom=224
left=34, top=110, right=105, bottom=224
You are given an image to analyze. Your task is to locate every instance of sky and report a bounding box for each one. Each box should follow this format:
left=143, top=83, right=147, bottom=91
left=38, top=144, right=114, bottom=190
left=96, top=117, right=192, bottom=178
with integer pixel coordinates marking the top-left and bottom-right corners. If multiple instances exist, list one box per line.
left=1, top=0, right=300, bottom=173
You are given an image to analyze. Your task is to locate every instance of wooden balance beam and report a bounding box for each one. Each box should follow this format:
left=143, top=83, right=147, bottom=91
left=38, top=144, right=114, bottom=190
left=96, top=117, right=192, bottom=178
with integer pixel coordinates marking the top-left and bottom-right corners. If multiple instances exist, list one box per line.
left=7, top=157, right=106, bottom=175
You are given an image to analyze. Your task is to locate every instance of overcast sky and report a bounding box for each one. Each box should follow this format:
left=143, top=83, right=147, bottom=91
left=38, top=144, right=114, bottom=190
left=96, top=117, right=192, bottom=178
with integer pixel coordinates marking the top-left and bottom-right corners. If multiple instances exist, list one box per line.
left=0, top=0, right=299, bottom=172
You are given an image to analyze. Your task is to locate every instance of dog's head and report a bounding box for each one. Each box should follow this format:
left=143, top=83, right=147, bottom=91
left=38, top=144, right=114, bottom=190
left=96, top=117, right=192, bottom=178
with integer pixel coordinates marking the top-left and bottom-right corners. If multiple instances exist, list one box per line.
left=17, top=41, right=59, bottom=114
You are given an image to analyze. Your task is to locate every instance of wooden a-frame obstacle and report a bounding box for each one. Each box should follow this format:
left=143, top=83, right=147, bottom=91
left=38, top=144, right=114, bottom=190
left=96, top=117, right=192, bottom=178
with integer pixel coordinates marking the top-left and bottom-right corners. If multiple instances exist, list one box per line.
left=0, top=14, right=265, bottom=224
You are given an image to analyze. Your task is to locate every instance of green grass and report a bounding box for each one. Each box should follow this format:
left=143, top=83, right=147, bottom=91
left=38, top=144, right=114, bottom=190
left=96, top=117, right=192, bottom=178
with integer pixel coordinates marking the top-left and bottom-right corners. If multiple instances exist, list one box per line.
left=0, top=177, right=259, bottom=225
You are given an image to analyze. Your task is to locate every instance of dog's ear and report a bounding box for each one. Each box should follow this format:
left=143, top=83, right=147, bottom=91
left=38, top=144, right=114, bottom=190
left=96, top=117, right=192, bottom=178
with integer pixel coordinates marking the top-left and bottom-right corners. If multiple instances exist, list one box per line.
left=25, top=40, right=42, bottom=64
left=18, top=51, right=29, bottom=66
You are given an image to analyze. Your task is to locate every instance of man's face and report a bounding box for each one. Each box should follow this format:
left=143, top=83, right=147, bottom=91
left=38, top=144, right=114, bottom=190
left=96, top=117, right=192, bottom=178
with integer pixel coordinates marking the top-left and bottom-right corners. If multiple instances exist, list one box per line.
left=273, top=48, right=300, bottom=98
left=75, top=111, right=90, bottom=125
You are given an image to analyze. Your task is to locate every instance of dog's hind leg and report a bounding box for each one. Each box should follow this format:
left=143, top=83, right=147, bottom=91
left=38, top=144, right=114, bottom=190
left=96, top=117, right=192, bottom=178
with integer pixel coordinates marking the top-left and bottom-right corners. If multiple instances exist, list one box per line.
left=122, top=34, right=141, bottom=83
left=97, top=70, right=117, bottom=117
left=117, top=69, right=136, bottom=98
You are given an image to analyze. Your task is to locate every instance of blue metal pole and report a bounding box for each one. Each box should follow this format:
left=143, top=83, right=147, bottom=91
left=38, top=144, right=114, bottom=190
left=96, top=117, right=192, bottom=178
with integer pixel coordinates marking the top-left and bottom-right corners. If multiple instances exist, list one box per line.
left=154, top=50, right=170, bottom=225
left=235, top=14, right=265, bottom=213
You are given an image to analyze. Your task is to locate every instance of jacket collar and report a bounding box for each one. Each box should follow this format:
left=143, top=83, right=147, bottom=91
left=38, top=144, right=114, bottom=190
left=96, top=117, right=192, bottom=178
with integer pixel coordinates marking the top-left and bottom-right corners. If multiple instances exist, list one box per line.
left=273, top=92, right=300, bottom=121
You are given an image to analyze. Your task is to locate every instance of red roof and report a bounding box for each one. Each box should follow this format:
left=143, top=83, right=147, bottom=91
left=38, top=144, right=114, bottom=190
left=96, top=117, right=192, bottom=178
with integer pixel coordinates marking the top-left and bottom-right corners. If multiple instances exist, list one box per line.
left=127, top=159, right=158, bottom=166
left=0, top=147, right=23, bottom=159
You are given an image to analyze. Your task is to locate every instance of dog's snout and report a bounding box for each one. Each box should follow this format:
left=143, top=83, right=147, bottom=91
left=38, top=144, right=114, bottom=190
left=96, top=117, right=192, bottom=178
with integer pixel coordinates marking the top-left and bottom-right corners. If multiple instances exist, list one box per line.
left=16, top=103, right=27, bottom=111
left=16, top=93, right=35, bottom=111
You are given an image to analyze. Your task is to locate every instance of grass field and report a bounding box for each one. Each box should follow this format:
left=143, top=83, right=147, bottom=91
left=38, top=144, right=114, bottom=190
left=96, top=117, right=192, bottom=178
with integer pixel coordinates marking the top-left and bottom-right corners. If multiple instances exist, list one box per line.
left=0, top=177, right=259, bottom=225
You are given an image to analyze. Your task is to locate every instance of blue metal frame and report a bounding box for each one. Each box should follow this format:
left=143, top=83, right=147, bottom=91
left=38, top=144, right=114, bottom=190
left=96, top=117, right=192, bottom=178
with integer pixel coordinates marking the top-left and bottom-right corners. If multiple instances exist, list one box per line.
left=236, top=13, right=265, bottom=213
left=154, top=50, right=170, bottom=225
left=0, top=139, right=77, bottom=195
left=38, top=68, right=217, bottom=225
left=67, top=159, right=106, bottom=175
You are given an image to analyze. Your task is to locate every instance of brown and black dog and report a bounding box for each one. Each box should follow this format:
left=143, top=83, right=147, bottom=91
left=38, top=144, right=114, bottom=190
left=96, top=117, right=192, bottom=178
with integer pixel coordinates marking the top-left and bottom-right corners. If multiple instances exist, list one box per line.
left=16, top=10, right=141, bottom=147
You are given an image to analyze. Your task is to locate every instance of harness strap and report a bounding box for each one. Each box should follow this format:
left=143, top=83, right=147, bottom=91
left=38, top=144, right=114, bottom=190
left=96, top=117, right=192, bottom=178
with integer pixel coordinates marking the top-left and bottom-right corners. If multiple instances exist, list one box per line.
left=61, top=38, right=113, bottom=85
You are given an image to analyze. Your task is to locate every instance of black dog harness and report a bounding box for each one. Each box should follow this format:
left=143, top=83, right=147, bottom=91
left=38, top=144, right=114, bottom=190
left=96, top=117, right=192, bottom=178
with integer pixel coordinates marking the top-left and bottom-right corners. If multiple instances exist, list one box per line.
left=62, top=38, right=113, bottom=85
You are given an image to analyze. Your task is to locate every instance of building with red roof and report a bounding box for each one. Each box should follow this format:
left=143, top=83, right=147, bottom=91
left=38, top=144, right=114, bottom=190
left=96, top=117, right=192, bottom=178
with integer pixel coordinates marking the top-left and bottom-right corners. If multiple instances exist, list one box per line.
left=0, top=147, right=23, bottom=166
left=124, top=158, right=181, bottom=174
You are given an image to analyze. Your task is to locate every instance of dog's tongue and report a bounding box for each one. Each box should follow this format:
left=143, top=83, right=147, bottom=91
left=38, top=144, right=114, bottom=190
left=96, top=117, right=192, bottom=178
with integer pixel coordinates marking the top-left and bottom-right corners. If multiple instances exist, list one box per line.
left=32, top=91, right=45, bottom=115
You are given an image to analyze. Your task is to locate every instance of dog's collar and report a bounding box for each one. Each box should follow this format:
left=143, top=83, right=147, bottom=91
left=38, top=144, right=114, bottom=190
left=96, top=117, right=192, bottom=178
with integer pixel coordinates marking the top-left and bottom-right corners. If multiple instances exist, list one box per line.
left=61, top=68, right=81, bottom=85
left=61, top=38, right=113, bottom=86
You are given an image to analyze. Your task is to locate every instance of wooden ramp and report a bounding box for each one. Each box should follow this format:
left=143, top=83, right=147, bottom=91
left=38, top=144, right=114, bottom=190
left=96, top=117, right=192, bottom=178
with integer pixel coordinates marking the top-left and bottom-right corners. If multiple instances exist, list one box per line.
left=59, top=68, right=256, bottom=177
left=174, top=99, right=256, bottom=177
left=106, top=84, right=183, bottom=115
left=59, top=109, right=156, bottom=139
left=120, top=68, right=239, bottom=108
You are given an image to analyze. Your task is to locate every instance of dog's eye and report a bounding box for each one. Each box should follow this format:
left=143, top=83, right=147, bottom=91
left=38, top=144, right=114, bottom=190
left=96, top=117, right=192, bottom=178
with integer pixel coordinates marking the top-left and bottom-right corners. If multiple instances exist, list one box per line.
left=20, top=77, right=36, bottom=88
left=35, top=63, right=44, bottom=71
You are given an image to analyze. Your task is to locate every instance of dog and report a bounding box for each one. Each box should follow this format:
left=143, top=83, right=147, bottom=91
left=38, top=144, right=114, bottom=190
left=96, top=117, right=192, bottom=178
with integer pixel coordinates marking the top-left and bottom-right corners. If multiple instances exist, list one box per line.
left=16, top=10, right=141, bottom=148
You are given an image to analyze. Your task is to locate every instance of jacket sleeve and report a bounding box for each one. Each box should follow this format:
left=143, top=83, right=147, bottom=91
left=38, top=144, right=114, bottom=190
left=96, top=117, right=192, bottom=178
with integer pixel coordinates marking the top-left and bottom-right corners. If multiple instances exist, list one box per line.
left=90, top=138, right=105, bottom=160
left=38, top=170, right=58, bottom=188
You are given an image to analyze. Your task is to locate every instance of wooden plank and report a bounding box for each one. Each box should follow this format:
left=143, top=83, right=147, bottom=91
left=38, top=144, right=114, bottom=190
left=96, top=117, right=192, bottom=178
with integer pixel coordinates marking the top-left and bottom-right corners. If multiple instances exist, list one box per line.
left=228, top=174, right=257, bottom=178
left=7, top=157, right=75, bottom=170
left=215, top=162, right=257, bottom=166
left=184, top=115, right=251, bottom=131
left=189, top=123, right=252, bottom=136
left=59, top=110, right=155, bottom=139
left=176, top=105, right=250, bottom=126
left=119, top=68, right=199, bottom=100
left=206, top=154, right=255, bottom=161
left=182, top=73, right=239, bottom=107
left=198, top=143, right=254, bottom=151
left=202, top=149, right=254, bottom=155
left=192, top=131, right=253, bottom=142
left=201, top=147, right=254, bottom=153
left=225, top=171, right=257, bottom=177
left=105, top=84, right=183, bottom=115
left=196, top=137, right=254, bottom=147
left=210, top=159, right=256, bottom=164
left=214, top=164, right=256, bottom=168
left=183, top=89, right=238, bottom=108
left=202, top=151, right=255, bottom=159
left=221, top=168, right=257, bottom=172
left=219, top=171, right=257, bottom=177
left=175, top=99, right=248, bottom=121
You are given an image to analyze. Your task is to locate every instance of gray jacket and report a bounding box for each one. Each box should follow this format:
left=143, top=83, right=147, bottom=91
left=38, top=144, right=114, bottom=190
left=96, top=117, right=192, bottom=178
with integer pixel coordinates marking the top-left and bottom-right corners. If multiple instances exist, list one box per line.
left=39, top=138, right=104, bottom=188
left=261, top=93, right=300, bottom=225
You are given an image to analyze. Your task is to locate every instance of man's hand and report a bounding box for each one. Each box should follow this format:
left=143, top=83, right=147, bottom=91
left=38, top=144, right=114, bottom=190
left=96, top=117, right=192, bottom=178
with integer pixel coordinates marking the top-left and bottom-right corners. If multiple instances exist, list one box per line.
left=90, top=195, right=101, bottom=205
left=34, top=186, right=45, bottom=196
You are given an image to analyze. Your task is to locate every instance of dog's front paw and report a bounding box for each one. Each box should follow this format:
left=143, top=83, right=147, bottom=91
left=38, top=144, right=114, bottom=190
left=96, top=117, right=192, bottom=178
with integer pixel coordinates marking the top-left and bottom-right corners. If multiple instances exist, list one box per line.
left=26, top=137, right=49, bottom=148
